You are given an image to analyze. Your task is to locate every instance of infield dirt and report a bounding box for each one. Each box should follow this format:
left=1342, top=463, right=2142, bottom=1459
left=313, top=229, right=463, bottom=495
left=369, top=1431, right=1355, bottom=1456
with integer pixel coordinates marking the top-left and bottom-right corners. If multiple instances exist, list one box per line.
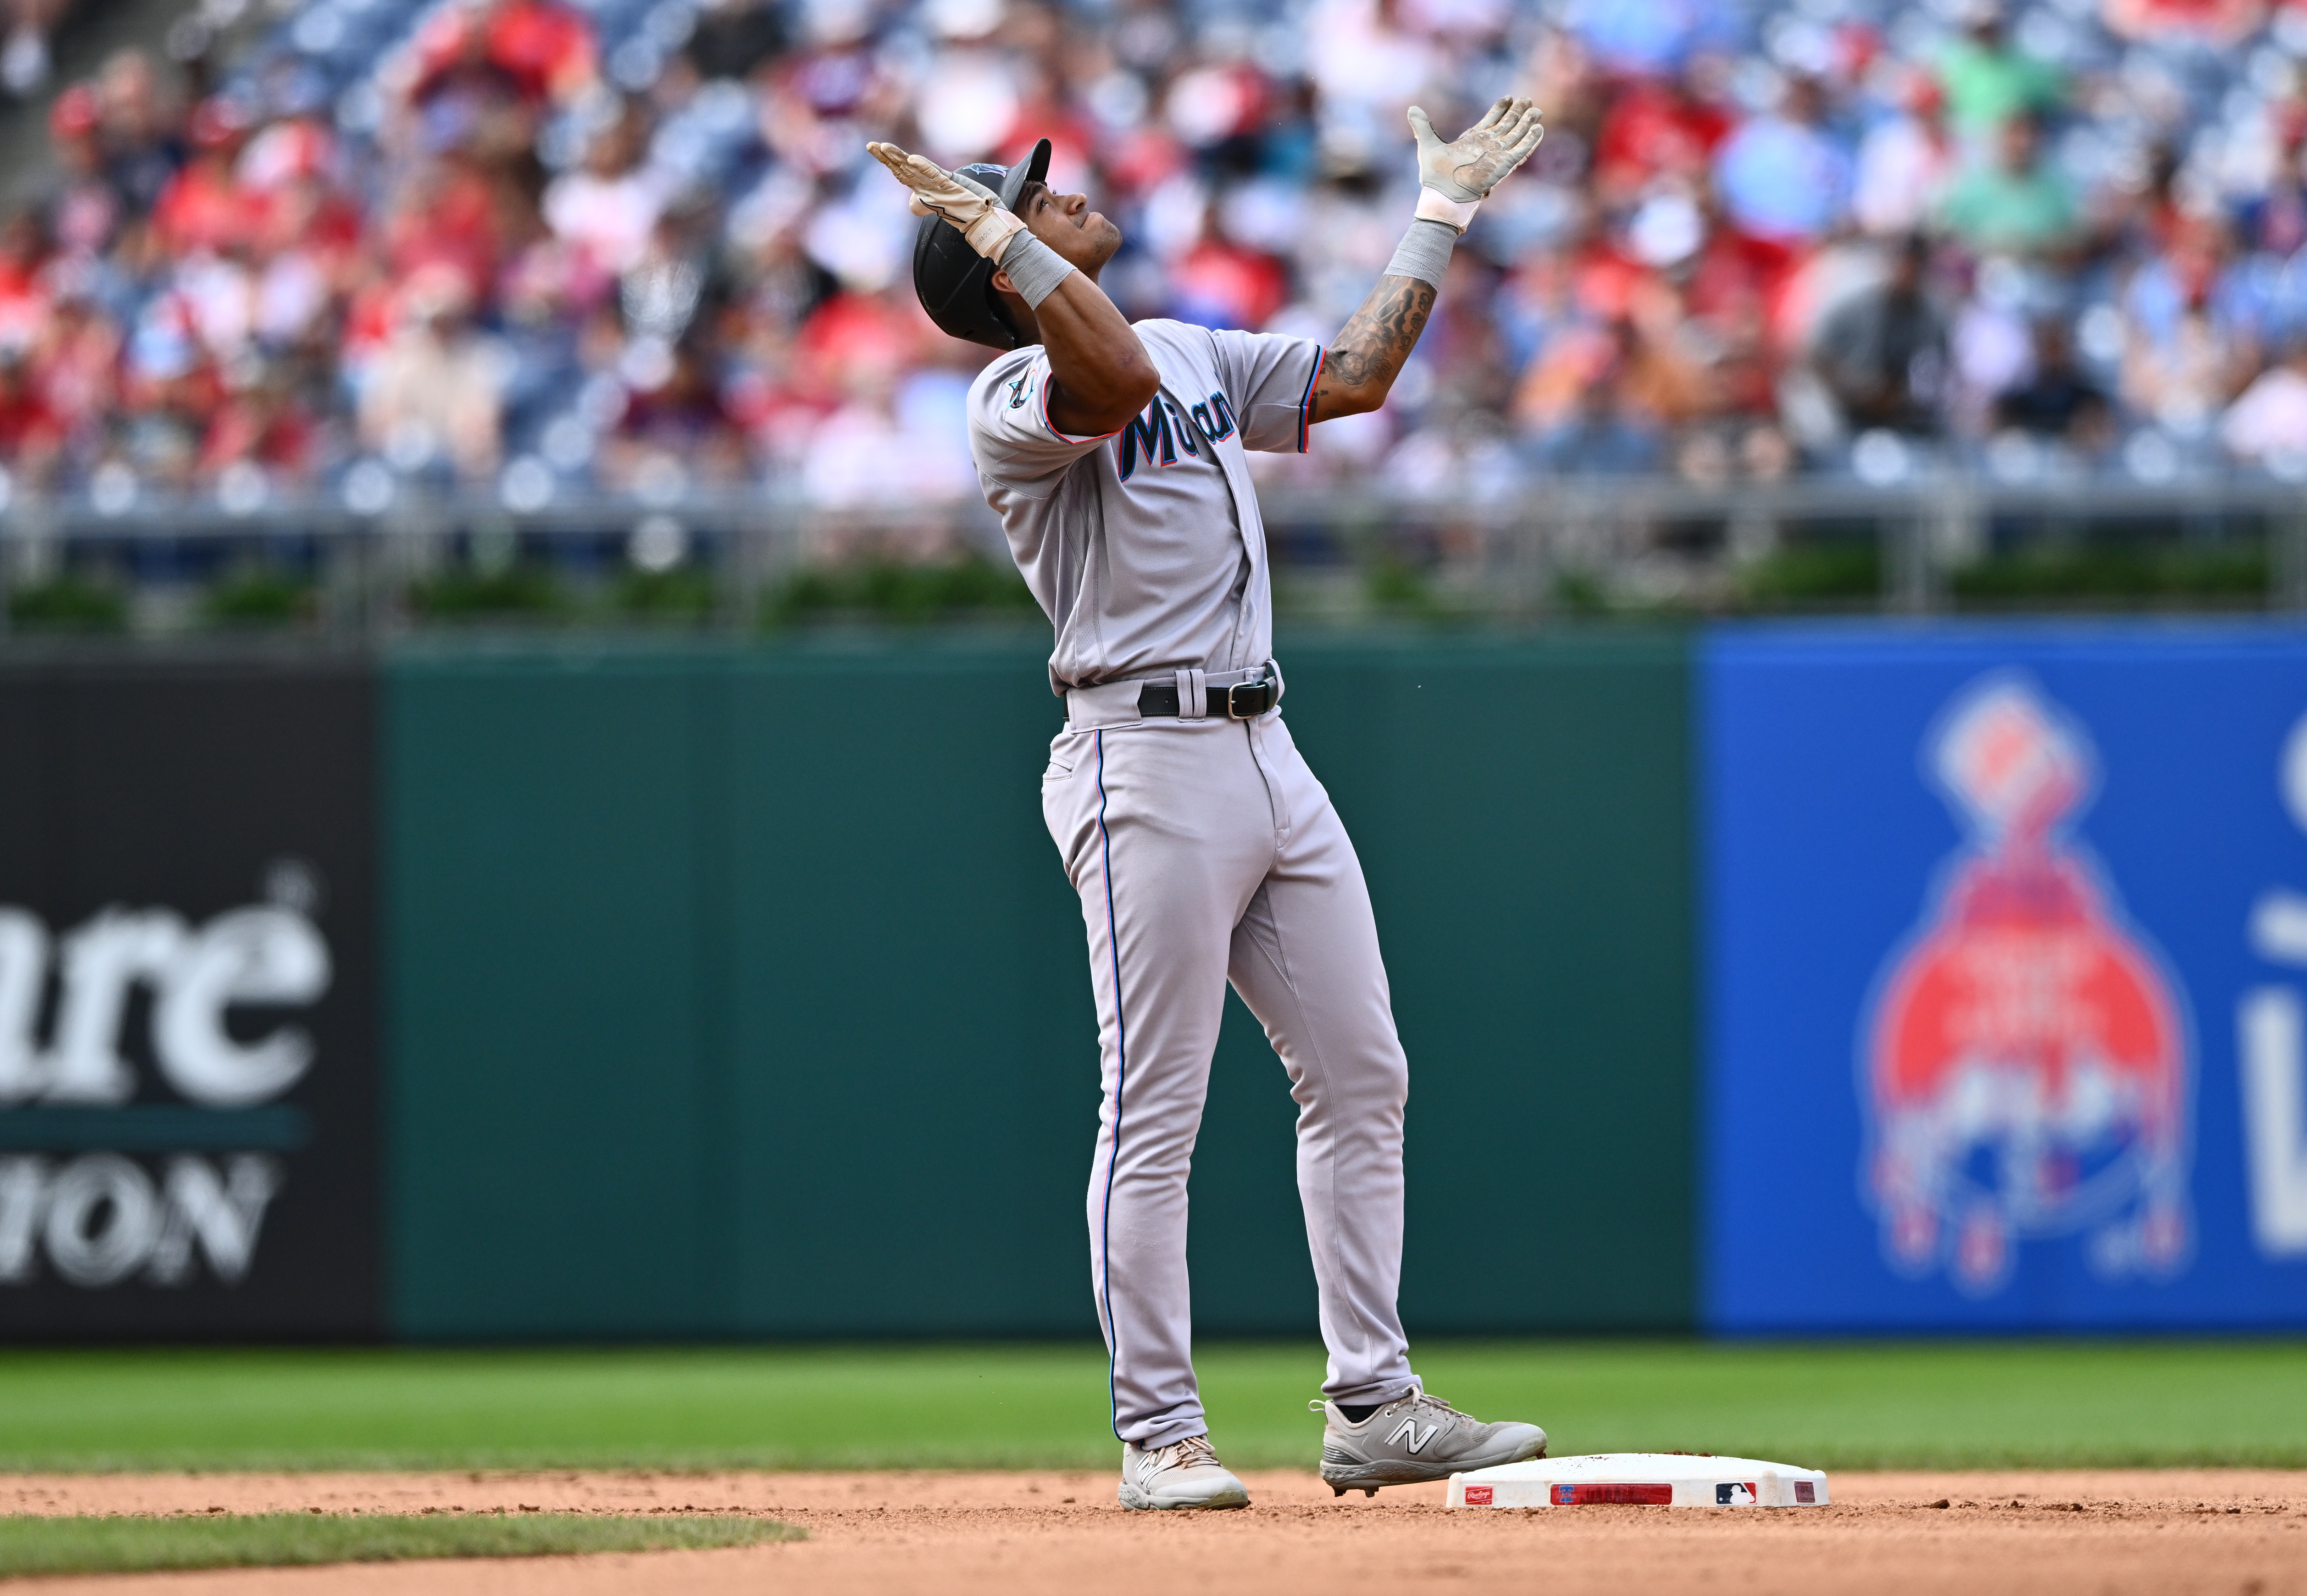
left=3, top=1468, right=2300, bottom=1595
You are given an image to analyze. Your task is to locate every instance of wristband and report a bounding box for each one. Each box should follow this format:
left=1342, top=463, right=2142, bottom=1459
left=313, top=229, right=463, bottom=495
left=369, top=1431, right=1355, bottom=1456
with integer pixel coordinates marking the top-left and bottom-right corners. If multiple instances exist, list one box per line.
left=997, top=231, right=1076, bottom=307
left=1384, top=218, right=1458, bottom=288
left=961, top=206, right=1027, bottom=259
left=1414, top=188, right=1481, bottom=231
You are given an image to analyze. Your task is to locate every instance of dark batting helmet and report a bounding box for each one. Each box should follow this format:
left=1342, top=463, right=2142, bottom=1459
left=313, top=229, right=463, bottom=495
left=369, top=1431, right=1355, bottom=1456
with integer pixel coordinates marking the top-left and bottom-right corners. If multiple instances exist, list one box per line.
left=910, top=137, right=1050, bottom=351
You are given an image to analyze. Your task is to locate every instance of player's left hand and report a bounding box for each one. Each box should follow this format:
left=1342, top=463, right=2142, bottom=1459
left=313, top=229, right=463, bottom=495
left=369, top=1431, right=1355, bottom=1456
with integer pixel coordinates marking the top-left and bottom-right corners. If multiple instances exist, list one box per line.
left=1407, top=96, right=1545, bottom=203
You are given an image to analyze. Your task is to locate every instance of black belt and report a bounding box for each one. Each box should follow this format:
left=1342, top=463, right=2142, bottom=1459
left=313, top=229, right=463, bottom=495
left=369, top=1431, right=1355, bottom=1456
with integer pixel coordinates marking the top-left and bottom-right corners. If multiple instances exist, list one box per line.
left=1138, top=678, right=1278, bottom=719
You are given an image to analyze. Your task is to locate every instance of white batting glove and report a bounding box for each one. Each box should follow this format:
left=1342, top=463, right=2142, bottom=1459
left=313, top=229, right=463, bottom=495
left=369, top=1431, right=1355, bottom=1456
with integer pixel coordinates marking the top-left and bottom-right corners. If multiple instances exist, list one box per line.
left=1406, top=96, right=1544, bottom=231
left=866, top=140, right=1027, bottom=260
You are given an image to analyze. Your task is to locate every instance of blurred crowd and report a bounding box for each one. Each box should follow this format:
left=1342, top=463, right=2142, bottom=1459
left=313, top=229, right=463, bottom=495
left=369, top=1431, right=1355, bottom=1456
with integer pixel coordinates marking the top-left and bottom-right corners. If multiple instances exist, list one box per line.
left=0, top=0, right=77, bottom=100
left=12, top=0, right=2307, bottom=508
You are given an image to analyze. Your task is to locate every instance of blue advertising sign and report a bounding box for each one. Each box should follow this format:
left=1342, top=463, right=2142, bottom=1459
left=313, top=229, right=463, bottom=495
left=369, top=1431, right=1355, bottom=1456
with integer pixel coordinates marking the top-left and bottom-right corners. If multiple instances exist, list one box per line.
left=1702, top=623, right=2307, bottom=1331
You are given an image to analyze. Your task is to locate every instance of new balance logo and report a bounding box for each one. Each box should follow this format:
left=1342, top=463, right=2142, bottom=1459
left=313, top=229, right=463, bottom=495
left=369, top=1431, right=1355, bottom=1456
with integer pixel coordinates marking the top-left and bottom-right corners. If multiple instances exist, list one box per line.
left=1388, top=1419, right=1438, bottom=1454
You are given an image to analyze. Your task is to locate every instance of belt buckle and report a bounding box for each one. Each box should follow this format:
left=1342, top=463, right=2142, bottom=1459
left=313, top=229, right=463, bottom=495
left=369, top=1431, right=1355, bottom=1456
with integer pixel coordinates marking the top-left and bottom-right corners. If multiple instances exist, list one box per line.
left=1224, top=678, right=1271, bottom=720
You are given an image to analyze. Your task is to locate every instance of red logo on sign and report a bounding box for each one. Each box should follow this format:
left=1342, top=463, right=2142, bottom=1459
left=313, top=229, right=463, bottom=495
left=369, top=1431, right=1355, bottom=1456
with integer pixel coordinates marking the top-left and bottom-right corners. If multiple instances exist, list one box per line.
left=1464, top=1485, right=1493, bottom=1505
left=1862, top=676, right=2193, bottom=1296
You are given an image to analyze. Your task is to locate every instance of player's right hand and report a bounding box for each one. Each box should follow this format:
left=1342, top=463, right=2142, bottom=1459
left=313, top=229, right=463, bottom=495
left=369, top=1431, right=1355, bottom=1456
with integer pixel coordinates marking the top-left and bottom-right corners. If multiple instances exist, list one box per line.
left=866, top=141, right=1027, bottom=261
left=1408, top=97, right=1545, bottom=203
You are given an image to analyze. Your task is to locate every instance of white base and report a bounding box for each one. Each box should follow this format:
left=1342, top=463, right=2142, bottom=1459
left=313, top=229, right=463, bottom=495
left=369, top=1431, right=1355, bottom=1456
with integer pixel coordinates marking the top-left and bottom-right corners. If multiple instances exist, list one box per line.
left=1446, top=1453, right=1830, bottom=1509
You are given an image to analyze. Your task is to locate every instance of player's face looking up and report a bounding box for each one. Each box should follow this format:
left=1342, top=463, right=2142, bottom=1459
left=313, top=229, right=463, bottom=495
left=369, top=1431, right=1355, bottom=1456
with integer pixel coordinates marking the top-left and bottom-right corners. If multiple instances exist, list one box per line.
left=988, top=181, right=1123, bottom=342
left=1018, top=182, right=1123, bottom=271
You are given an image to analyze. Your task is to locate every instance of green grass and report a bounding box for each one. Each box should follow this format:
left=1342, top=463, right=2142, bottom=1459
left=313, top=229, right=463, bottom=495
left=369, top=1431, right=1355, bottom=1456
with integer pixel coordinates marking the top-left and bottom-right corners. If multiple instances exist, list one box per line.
left=0, top=1513, right=794, bottom=1576
left=13, top=1337, right=2307, bottom=1467
left=2, top=1342, right=2303, bottom=1474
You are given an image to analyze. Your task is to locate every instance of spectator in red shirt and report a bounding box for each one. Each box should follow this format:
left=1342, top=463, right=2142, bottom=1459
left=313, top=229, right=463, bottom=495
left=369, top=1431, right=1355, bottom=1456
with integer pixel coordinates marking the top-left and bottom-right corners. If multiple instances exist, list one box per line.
left=201, top=364, right=322, bottom=482
left=152, top=98, right=256, bottom=256
left=1590, top=73, right=1728, bottom=207
left=382, top=154, right=528, bottom=301
left=0, top=350, right=63, bottom=481
left=1170, top=207, right=1290, bottom=331
left=28, top=288, right=120, bottom=467
left=413, top=0, right=597, bottom=108
left=0, top=211, right=52, bottom=356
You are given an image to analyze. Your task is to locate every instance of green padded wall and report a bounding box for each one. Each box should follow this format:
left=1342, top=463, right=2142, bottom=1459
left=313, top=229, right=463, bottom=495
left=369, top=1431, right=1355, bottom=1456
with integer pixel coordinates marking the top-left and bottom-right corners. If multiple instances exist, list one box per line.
left=717, top=644, right=1099, bottom=1335
left=385, top=632, right=1692, bottom=1337
left=385, top=653, right=725, bottom=1336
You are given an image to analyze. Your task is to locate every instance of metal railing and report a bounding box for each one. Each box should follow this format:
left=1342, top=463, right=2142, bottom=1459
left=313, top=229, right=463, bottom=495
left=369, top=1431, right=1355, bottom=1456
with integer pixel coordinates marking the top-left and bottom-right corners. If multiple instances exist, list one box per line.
left=2, top=476, right=2303, bottom=642
left=1254, top=478, right=2307, bottom=616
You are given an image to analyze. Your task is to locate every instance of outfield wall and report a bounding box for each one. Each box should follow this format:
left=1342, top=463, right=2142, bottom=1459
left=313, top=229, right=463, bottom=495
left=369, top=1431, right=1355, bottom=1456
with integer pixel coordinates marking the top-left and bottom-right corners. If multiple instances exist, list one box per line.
left=7, top=622, right=2306, bottom=1342
left=384, top=636, right=1693, bottom=1339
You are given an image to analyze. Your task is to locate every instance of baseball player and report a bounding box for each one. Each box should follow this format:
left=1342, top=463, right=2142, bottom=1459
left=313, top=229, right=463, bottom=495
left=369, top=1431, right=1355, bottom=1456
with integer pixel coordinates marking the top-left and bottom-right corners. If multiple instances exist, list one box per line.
left=869, top=96, right=1548, bottom=1512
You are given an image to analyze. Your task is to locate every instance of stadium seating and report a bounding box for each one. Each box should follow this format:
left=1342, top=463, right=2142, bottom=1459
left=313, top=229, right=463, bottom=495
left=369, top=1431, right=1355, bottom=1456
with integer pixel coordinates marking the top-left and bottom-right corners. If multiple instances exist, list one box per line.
left=12, top=0, right=2307, bottom=509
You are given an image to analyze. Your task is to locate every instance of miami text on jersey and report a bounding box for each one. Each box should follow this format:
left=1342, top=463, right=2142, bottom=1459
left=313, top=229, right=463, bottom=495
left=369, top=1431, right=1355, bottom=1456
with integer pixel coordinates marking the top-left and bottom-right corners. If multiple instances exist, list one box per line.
left=1118, top=392, right=1237, bottom=481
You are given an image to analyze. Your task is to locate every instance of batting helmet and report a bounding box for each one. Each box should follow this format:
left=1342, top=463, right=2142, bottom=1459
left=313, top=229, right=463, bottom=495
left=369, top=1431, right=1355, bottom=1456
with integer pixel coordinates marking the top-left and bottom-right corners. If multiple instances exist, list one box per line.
left=911, top=137, right=1051, bottom=351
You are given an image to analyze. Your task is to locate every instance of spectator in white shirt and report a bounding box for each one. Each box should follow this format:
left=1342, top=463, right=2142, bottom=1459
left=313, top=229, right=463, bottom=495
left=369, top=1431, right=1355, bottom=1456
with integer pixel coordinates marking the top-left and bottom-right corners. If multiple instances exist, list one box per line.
left=1853, top=78, right=1954, bottom=238
left=542, top=104, right=673, bottom=278
left=2222, top=338, right=2307, bottom=465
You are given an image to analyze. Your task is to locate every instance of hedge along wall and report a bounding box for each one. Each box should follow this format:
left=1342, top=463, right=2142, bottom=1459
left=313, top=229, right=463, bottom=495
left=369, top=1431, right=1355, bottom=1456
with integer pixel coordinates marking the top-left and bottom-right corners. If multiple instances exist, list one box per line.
left=383, top=633, right=1695, bottom=1339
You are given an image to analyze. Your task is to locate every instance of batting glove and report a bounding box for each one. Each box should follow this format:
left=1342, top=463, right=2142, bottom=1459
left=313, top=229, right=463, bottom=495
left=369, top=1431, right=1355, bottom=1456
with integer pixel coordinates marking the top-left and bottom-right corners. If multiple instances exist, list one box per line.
left=866, top=141, right=1028, bottom=261
left=1407, top=96, right=1544, bottom=231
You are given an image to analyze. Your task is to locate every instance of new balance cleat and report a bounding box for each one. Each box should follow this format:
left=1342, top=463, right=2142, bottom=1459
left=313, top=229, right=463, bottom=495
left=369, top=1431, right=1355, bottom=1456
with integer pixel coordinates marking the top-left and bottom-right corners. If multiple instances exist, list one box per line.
left=1313, top=1393, right=1546, bottom=1495
left=1118, top=1434, right=1252, bottom=1510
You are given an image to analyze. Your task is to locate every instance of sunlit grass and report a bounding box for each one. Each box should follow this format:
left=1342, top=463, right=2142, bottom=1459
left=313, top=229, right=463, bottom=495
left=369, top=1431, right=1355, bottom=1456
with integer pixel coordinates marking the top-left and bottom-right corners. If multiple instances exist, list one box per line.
left=1, top=1340, right=2300, bottom=1473
left=0, top=1512, right=796, bottom=1576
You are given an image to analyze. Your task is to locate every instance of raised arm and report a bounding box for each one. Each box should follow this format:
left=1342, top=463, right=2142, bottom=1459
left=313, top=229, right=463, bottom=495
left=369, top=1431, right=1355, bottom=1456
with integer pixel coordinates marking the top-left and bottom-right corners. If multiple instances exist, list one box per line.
left=868, top=143, right=1156, bottom=434
left=1310, top=275, right=1441, bottom=422
left=1310, top=98, right=1545, bottom=423
left=994, top=189, right=1158, bottom=434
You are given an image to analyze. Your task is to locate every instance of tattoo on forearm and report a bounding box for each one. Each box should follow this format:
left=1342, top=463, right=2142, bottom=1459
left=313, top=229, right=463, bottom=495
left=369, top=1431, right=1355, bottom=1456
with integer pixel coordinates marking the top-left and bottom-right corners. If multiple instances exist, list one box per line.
left=1314, top=275, right=1437, bottom=415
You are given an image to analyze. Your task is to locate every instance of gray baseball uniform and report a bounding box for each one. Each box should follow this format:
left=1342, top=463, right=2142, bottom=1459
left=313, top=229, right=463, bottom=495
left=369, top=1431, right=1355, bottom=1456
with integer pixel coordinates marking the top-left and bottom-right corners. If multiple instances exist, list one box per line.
left=969, top=319, right=1421, bottom=1449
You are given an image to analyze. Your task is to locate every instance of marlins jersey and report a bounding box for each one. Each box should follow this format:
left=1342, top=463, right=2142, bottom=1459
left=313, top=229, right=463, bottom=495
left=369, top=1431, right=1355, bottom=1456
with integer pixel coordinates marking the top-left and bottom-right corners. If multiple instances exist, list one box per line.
left=966, top=318, right=1323, bottom=695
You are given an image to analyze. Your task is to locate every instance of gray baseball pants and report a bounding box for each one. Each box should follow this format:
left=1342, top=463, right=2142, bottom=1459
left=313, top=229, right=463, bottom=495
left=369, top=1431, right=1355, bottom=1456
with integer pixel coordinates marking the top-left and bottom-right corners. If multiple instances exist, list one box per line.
left=1042, top=693, right=1418, bottom=1448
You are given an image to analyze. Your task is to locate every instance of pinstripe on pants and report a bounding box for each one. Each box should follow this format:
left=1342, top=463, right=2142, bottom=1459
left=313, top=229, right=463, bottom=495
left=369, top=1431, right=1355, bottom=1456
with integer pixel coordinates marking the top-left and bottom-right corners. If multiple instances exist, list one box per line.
left=1042, top=708, right=1417, bottom=1448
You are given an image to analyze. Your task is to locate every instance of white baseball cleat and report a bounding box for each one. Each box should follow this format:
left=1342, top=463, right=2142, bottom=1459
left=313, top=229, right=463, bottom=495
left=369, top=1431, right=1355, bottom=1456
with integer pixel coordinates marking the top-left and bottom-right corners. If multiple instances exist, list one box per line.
left=1118, top=1434, right=1252, bottom=1510
left=1313, top=1392, right=1547, bottom=1496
